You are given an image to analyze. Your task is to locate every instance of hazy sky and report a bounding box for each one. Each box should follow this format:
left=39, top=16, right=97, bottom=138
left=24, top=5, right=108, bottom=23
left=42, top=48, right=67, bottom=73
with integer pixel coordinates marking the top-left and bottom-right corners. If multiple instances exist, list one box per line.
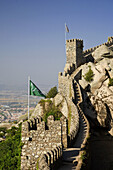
left=0, top=0, right=113, bottom=91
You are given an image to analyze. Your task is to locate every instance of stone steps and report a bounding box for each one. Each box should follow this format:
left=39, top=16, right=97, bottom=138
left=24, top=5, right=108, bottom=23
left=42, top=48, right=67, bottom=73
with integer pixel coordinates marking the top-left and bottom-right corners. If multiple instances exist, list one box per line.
left=58, top=112, right=87, bottom=169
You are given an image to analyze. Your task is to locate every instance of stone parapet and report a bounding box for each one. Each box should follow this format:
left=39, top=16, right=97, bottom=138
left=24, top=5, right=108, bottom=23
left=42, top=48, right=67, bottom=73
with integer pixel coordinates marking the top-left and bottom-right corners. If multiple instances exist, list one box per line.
left=83, top=37, right=113, bottom=57
left=60, top=116, right=68, bottom=148
left=21, top=115, right=63, bottom=169
left=64, top=63, right=76, bottom=76
left=68, top=100, right=79, bottom=146
left=72, top=81, right=90, bottom=170
left=58, top=72, right=80, bottom=147
left=38, top=145, right=62, bottom=170
left=21, top=115, right=67, bottom=170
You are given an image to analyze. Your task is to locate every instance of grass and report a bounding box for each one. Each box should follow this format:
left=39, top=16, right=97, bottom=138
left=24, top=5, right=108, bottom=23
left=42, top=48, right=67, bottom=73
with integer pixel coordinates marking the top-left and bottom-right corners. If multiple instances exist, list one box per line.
left=36, top=157, right=40, bottom=170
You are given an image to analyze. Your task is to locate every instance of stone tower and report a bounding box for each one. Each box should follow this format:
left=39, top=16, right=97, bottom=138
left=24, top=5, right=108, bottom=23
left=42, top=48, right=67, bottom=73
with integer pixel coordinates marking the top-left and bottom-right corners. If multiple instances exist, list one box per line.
left=66, top=39, right=83, bottom=68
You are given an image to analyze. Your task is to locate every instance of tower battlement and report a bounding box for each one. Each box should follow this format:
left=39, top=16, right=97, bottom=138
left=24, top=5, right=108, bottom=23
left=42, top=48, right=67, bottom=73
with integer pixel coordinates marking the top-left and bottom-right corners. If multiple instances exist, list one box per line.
left=66, top=38, right=84, bottom=69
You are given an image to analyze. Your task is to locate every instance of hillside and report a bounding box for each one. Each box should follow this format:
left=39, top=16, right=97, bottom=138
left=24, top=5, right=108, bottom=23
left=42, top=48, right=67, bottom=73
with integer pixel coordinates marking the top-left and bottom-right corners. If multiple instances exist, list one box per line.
left=77, top=44, right=113, bottom=131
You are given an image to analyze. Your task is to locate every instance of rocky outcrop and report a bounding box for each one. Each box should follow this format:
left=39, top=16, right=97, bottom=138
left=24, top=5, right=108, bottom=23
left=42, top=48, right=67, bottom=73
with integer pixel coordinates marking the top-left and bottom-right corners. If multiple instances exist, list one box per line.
left=54, top=93, right=68, bottom=118
left=77, top=44, right=113, bottom=130
left=92, top=45, right=113, bottom=62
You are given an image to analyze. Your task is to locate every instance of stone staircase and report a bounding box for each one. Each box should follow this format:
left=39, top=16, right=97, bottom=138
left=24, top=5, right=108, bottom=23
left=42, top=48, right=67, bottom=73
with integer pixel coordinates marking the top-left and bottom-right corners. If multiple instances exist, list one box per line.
left=73, top=80, right=82, bottom=104
left=58, top=80, right=90, bottom=170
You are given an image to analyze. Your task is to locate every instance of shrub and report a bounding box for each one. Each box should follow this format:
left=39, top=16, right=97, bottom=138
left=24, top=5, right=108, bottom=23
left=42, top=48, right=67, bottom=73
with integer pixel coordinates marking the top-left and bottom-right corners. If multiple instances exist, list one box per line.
left=44, top=105, right=62, bottom=123
left=108, top=78, right=113, bottom=87
left=46, top=86, right=58, bottom=98
left=39, top=98, right=62, bottom=123
left=81, top=151, right=87, bottom=160
left=84, top=65, right=94, bottom=82
left=0, top=124, right=22, bottom=169
left=39, top=99, right=52, bottom=105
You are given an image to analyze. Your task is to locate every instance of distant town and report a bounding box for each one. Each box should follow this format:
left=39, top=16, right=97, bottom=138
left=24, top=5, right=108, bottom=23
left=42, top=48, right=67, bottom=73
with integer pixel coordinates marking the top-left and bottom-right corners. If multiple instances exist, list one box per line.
left=0, top=90, right=40, bottom=123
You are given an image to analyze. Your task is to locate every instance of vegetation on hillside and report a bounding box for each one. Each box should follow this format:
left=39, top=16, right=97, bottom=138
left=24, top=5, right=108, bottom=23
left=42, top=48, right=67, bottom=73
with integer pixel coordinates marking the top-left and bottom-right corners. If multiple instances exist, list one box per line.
left=0, top=124, right=22, bottom=170
left=46, top=86, right=58, bottom=98
left=44, top=105, right=62, bottom=123
left=108, top=78, right=113, bottom=87
left=39, top=99, right=62, bottom=123
left=84, top=65, right=94, bottom=82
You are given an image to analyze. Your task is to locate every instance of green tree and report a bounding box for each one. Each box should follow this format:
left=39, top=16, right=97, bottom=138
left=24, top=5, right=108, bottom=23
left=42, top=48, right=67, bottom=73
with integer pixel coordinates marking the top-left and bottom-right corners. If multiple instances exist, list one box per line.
left=0, top=124, right=22, bottom=170
left=84, top=65, right=94, bottom=82
left=46, top=86, right=58, bottom=98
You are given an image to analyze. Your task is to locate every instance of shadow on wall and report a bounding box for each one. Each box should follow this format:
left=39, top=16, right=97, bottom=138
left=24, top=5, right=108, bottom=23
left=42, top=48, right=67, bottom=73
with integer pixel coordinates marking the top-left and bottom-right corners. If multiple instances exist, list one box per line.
left=85, top=54, right=94, bottom=64
left=105, top=103, right=112, bottom=130
left=79, top=84, right=113, bottom=170
left=80, top=84, right=112, bottom=130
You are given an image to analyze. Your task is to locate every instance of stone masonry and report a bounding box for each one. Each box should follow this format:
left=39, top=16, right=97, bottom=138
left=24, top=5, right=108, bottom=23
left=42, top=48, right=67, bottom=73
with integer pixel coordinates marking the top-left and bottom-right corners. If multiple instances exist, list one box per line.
left=66, top=39, right=84, bottom=69
left=21, top=115, right=67, bottom=169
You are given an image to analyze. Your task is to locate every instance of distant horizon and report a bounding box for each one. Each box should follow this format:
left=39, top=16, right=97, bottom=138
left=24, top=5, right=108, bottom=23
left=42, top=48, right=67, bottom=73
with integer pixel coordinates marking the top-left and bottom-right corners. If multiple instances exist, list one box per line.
left=0, top=81, right=54, bottom=94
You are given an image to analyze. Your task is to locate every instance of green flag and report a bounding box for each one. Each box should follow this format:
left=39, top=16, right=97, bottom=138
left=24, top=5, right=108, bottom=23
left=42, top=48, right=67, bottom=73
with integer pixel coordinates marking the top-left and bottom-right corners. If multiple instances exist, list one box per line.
left=30, top=80, right=46, bottom=98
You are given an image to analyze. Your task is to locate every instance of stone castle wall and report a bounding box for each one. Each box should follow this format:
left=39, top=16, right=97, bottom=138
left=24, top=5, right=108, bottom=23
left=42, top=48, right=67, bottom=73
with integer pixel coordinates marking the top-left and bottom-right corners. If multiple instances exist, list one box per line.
left=21, top=115, right=67, bottom=170
left=83, top=37, right=113, bottom=57
left=62, top=36, right=113, bottom=80
left=58, top=72, right=72, bottom=100
left=68, top=100, right=79, bottom=146
left=38, top=146, right=63, bottom=170
left=58, top=71, right=79, bottom=146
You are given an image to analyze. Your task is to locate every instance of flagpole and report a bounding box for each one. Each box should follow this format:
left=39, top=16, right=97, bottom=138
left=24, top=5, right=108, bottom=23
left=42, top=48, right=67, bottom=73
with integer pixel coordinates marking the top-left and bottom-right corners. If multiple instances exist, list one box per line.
left=65, top=23, right=66, bottom=52
left=28, top=76, right=30, bottom=120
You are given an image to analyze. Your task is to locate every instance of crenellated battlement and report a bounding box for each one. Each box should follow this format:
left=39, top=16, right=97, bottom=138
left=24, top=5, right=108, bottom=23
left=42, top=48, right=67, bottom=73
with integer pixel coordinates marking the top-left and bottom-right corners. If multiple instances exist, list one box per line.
left=38, top=145, right=63, bottom=170
left=64, top=63, right=75, bottom=75
left=65, top=36, right=113, bottom=72
left=58, top=63, right=76, bottom=82
left=66, top=38, right=83, bottom=43
left=83, top=36, right=113, bottom=56
left=21, top=116, right=43, bottom=134
left=66, top=38, right=84, bottom=68
left=21, top=115, right=68, bottom=169
left=28, top=116, right=42, bottom=131
left=58, top=71, right=70, bottom=78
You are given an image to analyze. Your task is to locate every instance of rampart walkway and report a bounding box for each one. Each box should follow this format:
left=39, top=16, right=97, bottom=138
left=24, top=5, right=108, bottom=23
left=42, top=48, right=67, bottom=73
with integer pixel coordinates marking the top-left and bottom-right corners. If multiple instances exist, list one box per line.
left=58, top=81, right=89, bottom=170
left=58, top=115, right=85, bottom=170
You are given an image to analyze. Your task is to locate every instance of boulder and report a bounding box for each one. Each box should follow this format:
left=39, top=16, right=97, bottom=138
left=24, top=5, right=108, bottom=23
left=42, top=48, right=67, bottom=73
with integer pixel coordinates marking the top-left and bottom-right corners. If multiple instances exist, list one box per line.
left=92, top=45, right=113, bottom=62
left=54, top=93, right=68, bottom=118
